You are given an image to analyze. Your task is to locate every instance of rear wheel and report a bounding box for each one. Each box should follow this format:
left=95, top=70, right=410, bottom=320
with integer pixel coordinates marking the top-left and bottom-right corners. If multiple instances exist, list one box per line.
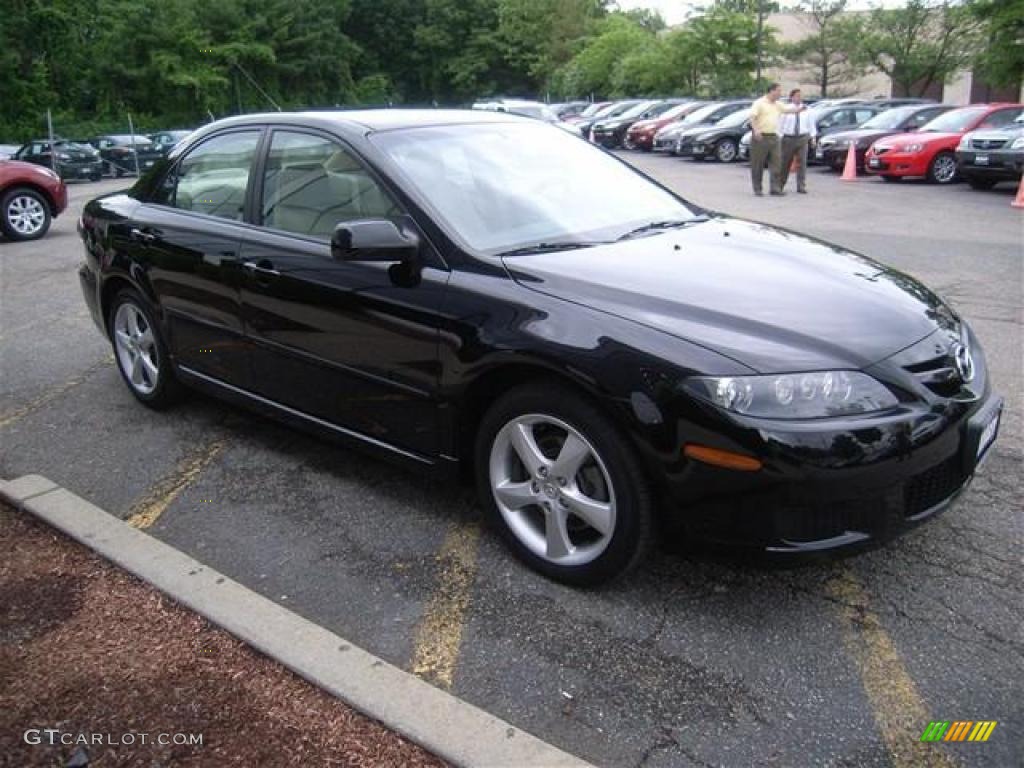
left=0, top=187, right=51, bottom=241
left=927, top=151, right=958, bottom=184
left=966, top=177, right=997, bottom=191
left=109, top=289, right=182, bottom=409
left=475, top=382, right=654, bottom=586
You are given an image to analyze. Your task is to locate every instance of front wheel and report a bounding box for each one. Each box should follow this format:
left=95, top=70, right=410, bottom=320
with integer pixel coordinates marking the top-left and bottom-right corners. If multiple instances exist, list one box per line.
left=0, top=187, right=51, bottom=241
left=715, top=138, right=738, bottom=163
left=475, top=382, right=654, bottom=586
left=109, top=289, right=182, bottom=409
left=927, top=151, right=958, bottom=184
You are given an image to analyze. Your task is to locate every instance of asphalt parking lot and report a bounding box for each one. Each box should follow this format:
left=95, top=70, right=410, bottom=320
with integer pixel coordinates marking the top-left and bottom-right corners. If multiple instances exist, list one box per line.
left=2, top=161, right=1021, bottom=767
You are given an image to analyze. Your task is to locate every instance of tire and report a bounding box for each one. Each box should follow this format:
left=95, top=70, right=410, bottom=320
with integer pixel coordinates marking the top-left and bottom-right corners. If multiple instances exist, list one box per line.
left=474, top=381, right=654, bottom=586
left=108, top=289, right=182, bottom=409
left=715, top=138, right=738, bottom=163
left=0, top=187, right=51, bottom=241
left=966, top=177, right=997, bottom=191
left=927, top=151, right=958, bottom=184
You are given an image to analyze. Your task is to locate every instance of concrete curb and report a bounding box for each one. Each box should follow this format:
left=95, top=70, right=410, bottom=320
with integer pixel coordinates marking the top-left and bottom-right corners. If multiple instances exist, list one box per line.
left=1, top=474, right=592, bottom=768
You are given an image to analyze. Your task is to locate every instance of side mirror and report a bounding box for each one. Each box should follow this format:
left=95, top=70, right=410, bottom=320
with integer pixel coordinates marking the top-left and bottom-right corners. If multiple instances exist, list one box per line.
left=331, top=219, right=419, bottom=263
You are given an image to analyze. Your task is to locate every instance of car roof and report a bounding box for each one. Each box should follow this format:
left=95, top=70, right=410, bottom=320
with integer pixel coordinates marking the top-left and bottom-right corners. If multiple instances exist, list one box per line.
left=191, top=109, right=534, bottom=134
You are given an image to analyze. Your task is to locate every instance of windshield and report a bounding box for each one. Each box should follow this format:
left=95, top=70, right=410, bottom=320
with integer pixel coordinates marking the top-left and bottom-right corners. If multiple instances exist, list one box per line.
left=714, top=109, right=750, bottom=128
left=617, top=101, right=658, bottom=120
left=659, top=103, right=693, bottom=121
left=920, top=107, right=988, bottom=133
left=580, top=103, right=606, bottom=117
left=859, top=107, right=916, bottom=130
left=110, top=135, right=154, bottom=146
left=681, top=103, right=725, bottom=125
left=373, top=122, right=696, bottom=254
left=599, top=101, right=640, bottom=119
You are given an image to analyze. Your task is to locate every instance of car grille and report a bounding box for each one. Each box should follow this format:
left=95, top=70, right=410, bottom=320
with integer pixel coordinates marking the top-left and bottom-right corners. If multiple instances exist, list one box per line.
left=904, top=454, right=964, bottom=518
left=903, top=353, right=965, bottom=398
left=775, top=500, right=877, bottom=542
left=971, top=138, right=1007, bottom=150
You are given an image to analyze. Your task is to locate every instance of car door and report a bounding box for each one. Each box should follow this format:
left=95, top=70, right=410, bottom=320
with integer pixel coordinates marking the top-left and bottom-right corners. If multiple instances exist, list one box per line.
left=237, top=128, right=449, bottom=456
left=132, top=128, right=263, bottom=387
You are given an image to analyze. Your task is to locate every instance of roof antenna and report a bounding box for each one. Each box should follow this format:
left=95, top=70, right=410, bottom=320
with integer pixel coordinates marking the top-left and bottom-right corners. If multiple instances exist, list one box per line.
left=232, top=61, right=282, bottom=112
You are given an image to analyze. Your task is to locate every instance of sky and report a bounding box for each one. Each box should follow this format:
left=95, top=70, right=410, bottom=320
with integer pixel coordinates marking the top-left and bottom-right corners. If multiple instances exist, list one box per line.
left=616, top=0, right=909, bottom=26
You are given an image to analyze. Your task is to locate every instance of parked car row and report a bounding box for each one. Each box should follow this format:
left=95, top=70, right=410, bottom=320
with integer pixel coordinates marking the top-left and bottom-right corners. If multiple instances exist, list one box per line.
left=3, top=130, right=193, bottom=183
left=587, top=95, right=1022, bottom=189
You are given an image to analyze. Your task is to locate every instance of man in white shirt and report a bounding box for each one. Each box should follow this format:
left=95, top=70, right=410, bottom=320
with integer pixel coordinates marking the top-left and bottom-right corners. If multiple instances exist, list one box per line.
left=778, top=89, right=817, bottom=194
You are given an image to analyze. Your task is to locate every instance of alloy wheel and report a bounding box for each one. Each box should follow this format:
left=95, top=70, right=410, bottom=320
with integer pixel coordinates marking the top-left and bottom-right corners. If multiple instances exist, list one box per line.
left=932, top=154, right=957, bottom=184
left=113, top=303, right=160, bottom=395
left=716, top=140, right=737, bottom=163
left=488, top=414, right=616, bottom=567
left=6, top=195, right=46, bottom=236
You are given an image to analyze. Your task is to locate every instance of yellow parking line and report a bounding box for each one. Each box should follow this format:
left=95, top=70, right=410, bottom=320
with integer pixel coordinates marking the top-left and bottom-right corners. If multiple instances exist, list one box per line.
left=410, top=522, right=481, bottom=689
left=827, top=569, right=958, bottom=768
left=0, top=355, right=114, bottom=429
left=126, top=440, right=227, bottom=529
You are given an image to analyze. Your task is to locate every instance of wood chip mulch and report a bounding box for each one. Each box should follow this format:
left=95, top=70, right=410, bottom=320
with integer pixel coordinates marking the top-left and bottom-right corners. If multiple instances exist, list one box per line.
left=0, top=503, right=446, bottom=767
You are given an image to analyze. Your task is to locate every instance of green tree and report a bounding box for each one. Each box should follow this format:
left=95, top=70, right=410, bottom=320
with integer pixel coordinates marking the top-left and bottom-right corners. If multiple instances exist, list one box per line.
left=858, top=0, right=981, bottom=98
left=785, top=0, right=866, bottom=97
left=967, top=0, right=1024, bottom=89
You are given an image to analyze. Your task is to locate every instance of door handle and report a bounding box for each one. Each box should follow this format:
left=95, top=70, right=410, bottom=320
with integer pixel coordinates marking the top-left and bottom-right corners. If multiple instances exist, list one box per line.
left=242, top=260, right=280, bottom=279
left=130, top=227, right=158, bottom=244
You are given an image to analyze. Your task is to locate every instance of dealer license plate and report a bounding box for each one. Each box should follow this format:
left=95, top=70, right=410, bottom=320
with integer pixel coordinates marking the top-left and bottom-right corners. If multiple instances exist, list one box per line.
left=868, top=157, right=880, bottom=168
left=974, top=154, right=989, bottom=165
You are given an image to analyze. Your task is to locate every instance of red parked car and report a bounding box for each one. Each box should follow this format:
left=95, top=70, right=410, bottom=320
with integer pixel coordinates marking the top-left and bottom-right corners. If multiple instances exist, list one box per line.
left=626, top=101, right=706, bottom=151
left=865, top=103, right=1023, bottom=184
left=0, top=159, right=68, bottom=241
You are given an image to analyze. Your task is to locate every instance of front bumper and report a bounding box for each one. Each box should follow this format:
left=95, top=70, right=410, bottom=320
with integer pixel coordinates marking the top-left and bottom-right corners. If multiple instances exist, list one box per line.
left=56, top=160, right=103, bottom=180
left=865, top=150, right=928, bottom=177
left=817, top=145, right=866, bottom=169
left=653, top=137, right=678, bottom=152
left=660, top=383, right=1002, bottom=556
left=627, top=132, right=655, bottom=150
left=956, top=148, right=1024, bottom=181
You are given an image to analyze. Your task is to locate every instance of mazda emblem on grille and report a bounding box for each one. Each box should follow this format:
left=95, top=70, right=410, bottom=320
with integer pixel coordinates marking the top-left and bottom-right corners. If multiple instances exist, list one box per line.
left=952, top=342, right=975, bottom=383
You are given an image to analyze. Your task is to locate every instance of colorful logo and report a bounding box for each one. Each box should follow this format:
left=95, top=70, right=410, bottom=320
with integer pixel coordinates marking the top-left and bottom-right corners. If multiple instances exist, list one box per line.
left=921, top=721, right=997, bottom=742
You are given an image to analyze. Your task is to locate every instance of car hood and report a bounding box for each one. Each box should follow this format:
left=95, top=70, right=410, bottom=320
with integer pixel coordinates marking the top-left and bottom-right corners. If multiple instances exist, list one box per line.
left=502, top=217, right=950, bottom=373
left=630, top=118, right=664, bottom=132
left=675, top=122, right=716, bottom=139
left=823, top=128, right=897, bottom=144
left=875, top=130, right=962, bottom=149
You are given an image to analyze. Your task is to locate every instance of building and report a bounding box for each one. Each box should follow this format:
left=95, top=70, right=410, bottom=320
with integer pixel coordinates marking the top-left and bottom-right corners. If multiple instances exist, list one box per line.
left=762, top=11, right=1023, bottom=105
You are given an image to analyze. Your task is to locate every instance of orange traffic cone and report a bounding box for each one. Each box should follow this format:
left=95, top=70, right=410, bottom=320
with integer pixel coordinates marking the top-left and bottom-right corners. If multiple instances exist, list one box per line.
left=840, top=143, right=858, bottom=181
left=1012, top=175, right=1024, bottom=208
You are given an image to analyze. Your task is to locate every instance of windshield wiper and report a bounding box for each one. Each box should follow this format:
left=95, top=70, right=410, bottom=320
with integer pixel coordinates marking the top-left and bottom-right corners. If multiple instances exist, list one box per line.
left=496, top=241, right=605, bottom=257
left=616, top=215, right=710, bottom=241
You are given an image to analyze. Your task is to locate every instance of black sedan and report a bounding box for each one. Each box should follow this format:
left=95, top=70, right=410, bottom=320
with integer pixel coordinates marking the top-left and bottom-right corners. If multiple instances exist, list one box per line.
left=13, top=139, right=103, bottom=181
left=77, top=110, right=1002, bottom=585
left=805, top=103, right=885, bottom=164
left=590, top=100, right=683, bottom=149
left=90, top=134, right=165, bottom=177
left=670, top=101, right=751, bottom=157
left=816, top=104, right=953, bottom=171
left=687, top=108, right=751, bottom=162
left=150, top=130, right=193, bottom=157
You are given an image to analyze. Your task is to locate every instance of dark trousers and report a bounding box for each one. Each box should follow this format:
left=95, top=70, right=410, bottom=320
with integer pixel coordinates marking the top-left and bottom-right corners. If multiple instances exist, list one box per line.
left=750, top=134, right=781, bottom=194
left=781, top=135, right=810, bottom=191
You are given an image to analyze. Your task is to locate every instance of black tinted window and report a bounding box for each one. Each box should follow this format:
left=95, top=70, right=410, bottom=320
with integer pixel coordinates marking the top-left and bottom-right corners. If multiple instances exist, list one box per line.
left=260, top=131, right=399, bottom=238
left=155, top=131, right=260, bottom=220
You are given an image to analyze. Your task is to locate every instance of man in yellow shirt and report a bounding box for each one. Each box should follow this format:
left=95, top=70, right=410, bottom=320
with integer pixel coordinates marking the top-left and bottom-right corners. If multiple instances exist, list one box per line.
left=749, top=83, right=804, bottom=196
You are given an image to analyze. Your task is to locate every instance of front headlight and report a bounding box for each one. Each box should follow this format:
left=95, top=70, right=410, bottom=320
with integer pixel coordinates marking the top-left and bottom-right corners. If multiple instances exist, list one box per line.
left=902, top=143, right=924, bottom=153
left=683, top=372, right=897, bottom=419
left=1011, top=136, right=1024, bottom=149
